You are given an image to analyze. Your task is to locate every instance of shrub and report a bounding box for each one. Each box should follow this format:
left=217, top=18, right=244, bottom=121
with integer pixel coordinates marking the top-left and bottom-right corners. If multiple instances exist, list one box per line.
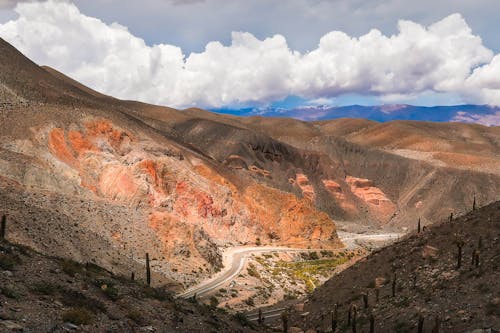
left=209, top=296, right=219, bottom=308
left=32, top=281, right=58, bottom=295
left=247, top=263, right=261, bottom=279
left=62, top=308, right=93, bottom=325
left=244, top=297, right=255, bottom=306
left=0, top=254, right=18, bottom=270
left=126, top=309, right=144, bottom=324
left=1, top=285, right=21, bottom=299
left=62, top=260, right=84, bottom=277
left=309, top=251, right=320, bottom=260
left=60, top=289, right=106, bottom=314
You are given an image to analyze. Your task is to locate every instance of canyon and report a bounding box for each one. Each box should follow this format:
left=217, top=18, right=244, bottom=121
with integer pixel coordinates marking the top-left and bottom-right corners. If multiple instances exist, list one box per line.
left=0, top=36, right=500, bottom=332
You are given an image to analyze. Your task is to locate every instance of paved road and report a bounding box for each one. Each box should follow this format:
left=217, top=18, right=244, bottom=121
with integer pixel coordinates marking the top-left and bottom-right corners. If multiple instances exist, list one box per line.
left=177, top=232, right=402, bottom=299
left=177, top=246, right=302, bottom=299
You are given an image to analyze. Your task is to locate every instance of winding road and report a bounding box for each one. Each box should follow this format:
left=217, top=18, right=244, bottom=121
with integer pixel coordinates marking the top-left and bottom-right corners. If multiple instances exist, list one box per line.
left=177, top=232, right=401, bottom=299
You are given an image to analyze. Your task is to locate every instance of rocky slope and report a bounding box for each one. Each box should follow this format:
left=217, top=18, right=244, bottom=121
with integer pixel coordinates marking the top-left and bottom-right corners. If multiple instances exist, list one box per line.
left=0, top=237, right=258, bottom=333
left=1, top=34, right=499, bottom=295
left=283, top=201, right=500, bottom=333
left=0, top=37, right=340, bottom=289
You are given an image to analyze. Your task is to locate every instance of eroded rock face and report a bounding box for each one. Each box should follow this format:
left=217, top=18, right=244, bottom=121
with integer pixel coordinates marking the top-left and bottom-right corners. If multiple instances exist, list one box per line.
left=345, top=176, right=396, bottom=222
left=296, top=173, right=315, bottom=201
left=0, top=116, right=340, bottom=284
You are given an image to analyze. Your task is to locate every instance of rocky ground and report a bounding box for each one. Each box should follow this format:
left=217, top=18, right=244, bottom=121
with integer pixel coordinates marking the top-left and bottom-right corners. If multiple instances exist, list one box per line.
left=274, top=202, right=500, bottom=333
left=0, top=237, right=261, bottom=333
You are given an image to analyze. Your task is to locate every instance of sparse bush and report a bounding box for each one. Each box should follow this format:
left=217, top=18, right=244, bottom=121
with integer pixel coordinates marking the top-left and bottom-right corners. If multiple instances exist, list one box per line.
left=209, top=296, right=219, bottom=308
left=309, top=251, right=320, bottom=260
left=0, top=253, right=19, bottom=270
left=244, top=297, right=255, bottom=306
left=60, top=289, right=106, bottom=314
left=62, top=308, right=94, bottom=325
left=32, top=281, right=58, bottom=295
left=1, top=285, right=21, bottom=299
left=140, top=285, right=171, bottom=301
left=247, top=263, right=261, bottom=279
left=126, top=309, right=144, bottom=324
left=62, top=260, right=84, bottom=277
left=234, top=312, right=250, bottom=326
left=255, top=237, right=261, bottom=246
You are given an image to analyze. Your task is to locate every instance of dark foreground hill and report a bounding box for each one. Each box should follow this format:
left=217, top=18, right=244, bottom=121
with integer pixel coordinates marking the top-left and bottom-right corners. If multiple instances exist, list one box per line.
left=282, top=202, right=500, bottom=333
left=0, top=235, right=259, bottom=333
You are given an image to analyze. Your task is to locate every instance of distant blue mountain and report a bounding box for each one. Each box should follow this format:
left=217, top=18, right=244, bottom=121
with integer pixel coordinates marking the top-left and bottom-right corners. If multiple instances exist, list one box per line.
left=211, top=104, right=500, bottom=126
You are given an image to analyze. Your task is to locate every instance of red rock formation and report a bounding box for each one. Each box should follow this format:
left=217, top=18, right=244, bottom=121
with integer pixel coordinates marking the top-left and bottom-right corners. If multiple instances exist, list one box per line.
left=346, top=176, right=396, bottom=222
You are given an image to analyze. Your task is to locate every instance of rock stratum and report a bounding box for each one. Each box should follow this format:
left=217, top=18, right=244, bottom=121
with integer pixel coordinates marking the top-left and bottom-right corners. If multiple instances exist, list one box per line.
left=0, top=37, right=499, bottom=290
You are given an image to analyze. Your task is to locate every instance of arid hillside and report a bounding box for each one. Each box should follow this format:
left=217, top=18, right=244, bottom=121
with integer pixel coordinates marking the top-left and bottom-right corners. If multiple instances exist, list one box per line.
left=1, top=34, right=499, bottom=294
left=283, top=201, right=500, bottom=332
left=0, top=236, right=258, bottom=333
left=0, top=37, right=340, bottom=290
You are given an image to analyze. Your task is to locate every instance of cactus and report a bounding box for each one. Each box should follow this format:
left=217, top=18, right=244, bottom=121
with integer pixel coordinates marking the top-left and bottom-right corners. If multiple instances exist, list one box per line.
left=392, top=273, right=396, bottom=297
left=417, top=314, right=424, bottom=333
left=474, top=250, right=480, bottom=268
left=131, top=272, right=135, bottom=281
left=362, top=292, right=368, bottom=309
left=417, top=218, right=421, bottom=234
left=0, top=214, right=5, bottom=239
left=347, top=304, right=352, bottom=326
left=449, top=212, right=453, bottom=222
left=473, top=195, right=476, bottom=211
left=146, top=253, right=151, bottom=286
left=281, top=310, right=288, bottom=333
left=454, top=237, right=464, bottom=269
left=478, top=236, right=483, bottom=250
left=431, top=315, right=440, bottom=333
left=258, top=308, right=263, bottom=326
left=331, top=303, right=338, bottom=333
left=351, top=305, right=357, bottom=333
left=369, top=313, right=374, bottom=333
left=375, top=288, right=379, bottom=303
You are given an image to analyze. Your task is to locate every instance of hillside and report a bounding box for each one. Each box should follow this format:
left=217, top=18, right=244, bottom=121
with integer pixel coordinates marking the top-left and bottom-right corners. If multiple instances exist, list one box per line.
left=1, top=34, right=500, bottom=327
left=0, top=236, right=257, bottom=333
left=283, top=201, right=500, bottom=332
left=0, top=36, right=340, bottom=291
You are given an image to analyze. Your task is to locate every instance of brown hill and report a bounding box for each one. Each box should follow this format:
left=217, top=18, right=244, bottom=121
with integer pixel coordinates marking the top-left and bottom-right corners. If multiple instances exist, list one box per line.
left=283, top=201, right=500, bottom=332
left=0, top=34, right=499, bottom=298
left=0, top=237, right=257, bottom=333
left=0, top=37, right=340, bottom=292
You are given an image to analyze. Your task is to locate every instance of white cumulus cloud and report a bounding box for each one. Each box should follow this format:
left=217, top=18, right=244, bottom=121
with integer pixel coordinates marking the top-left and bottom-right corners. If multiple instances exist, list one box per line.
left=0, top=0, right=500, bottom=108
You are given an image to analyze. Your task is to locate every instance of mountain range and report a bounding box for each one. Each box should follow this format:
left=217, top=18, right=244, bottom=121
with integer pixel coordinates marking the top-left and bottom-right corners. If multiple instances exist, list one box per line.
left=214, top=104, right=500, bottom=126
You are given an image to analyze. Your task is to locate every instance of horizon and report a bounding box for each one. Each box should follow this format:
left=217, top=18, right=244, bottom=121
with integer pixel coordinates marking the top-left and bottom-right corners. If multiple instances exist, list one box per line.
left=0, top=0, right=499, bottom=116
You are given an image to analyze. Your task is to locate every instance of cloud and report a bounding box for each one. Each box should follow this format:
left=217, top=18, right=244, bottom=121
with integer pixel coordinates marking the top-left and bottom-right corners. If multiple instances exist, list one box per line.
left=0, top=0, right=499, bottom=108
left=0, top=0, right=42, bottom=9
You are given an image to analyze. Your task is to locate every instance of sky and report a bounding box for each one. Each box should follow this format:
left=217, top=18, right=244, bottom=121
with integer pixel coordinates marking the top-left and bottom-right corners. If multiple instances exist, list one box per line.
left=0, top=0, right=500, bottom=110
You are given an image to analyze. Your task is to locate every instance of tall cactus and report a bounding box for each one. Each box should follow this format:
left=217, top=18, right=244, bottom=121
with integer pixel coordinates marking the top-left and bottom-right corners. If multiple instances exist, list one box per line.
left=258, top=308, right=263, bottom=326
left=392, top=272, right=396, bottom=297
left=331, top=303, right=338, bottom=333
left=454, top=237, right=464, bottom=269
left=362, top=293, right=369, bottom=309
left=449, top=212, right=453, bottom=222
left=431, top=315, right=440, bottom=333
left=417, top=314, right=424, bottom=333
left=146, top=253, right=151, bottom=286
left=417, top=218, right=421, bottom=234
left=473, top=195, right=476, bottom=211
left=281, top=310, right=288, bottom=333
left=351, top=305, right=357, bottom=333
left=0, top=214, right=5, bottom=239
left=369, top=313, right=374, bottom=333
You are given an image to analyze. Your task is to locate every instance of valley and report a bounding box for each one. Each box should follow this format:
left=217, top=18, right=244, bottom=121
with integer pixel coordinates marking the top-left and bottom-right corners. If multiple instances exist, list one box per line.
left=0, top=34, right=499, bottom=332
